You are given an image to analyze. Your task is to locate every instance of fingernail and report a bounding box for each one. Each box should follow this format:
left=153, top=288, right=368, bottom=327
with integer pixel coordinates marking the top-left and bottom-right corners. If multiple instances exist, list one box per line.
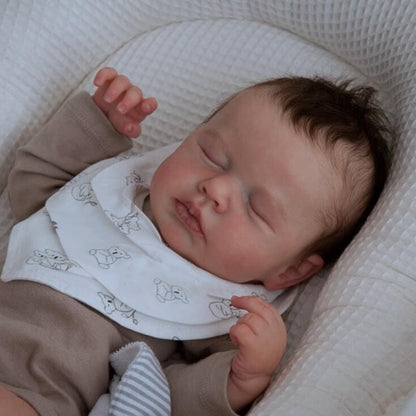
left=104, top=93, right=112, bottom=103
left=142, top=102, right=151, bottom=112
left=117, top=104, right=126, bottom=113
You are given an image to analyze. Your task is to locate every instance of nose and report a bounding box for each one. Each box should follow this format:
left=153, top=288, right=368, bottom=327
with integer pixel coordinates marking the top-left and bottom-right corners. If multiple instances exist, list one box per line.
left=198, top=174, right=234, bottom=213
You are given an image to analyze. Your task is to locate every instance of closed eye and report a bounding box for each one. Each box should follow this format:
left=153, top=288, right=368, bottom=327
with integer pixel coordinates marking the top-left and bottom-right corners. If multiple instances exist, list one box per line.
left=248, top=197, right=272, bottom=230
left=249, top=200, right=264, bottom=221
left=200, top=145, right=224, bottom=170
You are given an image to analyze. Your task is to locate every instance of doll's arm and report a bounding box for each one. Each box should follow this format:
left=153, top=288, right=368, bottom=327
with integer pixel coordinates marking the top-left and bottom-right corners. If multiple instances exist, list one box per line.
left=7, top=92, right=131, bottom=221
left=227, top=296, right=287, bottom=412
left=163, top=297, right=286, bottom=415
left=165, top=348, right=239, bottom=416
left=8, top=68, right=156, bottom=221
left=163, top=336, right=239, bottom=416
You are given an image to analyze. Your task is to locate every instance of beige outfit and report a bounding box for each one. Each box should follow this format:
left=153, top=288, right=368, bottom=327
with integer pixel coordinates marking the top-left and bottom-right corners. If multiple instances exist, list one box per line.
left=0, top=92, right=238, bottom=416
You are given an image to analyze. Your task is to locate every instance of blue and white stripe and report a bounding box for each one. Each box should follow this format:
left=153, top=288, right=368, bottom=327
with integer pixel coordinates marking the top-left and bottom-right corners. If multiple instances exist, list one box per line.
left=110, top=343, right=171, bottom=416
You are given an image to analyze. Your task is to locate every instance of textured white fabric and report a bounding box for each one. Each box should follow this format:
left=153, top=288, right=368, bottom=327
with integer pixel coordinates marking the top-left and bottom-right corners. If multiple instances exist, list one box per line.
left=2, top=143, right=287, bottom=339
left=0, top=1, right=415, bottom=415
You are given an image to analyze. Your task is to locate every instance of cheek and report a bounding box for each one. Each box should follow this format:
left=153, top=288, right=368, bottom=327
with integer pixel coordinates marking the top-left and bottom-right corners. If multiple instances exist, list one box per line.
left=208, top=221, right=266, bottom=275
left=151, top=157, right=180, bottom=194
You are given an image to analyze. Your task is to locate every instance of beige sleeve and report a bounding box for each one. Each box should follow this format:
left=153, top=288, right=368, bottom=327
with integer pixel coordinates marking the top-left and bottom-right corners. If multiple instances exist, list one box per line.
left=7, top=91, right=133, bottom=221
left=164, top=336, right=240, bottom=416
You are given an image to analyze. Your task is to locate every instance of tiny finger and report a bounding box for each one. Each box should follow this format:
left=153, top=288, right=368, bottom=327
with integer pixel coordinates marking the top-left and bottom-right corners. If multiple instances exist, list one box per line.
left=108, top=111, right=142, bottom=138
left=229, top=321, right=254, bottom=347
left=238, top=311, right=268, bottom=335
left=124, top=123, right=142, bottom=138
left=127, top=97, right=158, bottom=124
left=231, top=295, right=268, bottom=313
left=116, top=86, right=143, bottom=114
left=231, top=296, right=277, bottom=322
left=140, top=97, right=158, bottom=114
left=94, top=67, right=118, bottom=87
left=104, top=75, right=131, bottom=103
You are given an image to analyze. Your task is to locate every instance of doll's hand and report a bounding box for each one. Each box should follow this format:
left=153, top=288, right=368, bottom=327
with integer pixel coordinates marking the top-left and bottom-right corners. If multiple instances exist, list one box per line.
left=227, top=295, right=287, bottom=411
left=92, top=67, right=157, bottom=138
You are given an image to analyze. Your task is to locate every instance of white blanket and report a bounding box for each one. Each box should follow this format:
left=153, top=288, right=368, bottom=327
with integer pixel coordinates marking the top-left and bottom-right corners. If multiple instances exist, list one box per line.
left=1, top=1, right=415, bottom=415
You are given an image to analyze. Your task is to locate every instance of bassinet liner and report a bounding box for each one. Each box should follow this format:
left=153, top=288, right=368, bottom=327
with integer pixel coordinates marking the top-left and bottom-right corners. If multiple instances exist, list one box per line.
left=0, top=1, right=415, bottom=415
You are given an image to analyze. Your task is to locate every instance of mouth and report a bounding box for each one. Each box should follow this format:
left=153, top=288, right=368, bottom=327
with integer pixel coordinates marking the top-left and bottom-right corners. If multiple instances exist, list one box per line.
left=174, top=199, right=204, bottom=237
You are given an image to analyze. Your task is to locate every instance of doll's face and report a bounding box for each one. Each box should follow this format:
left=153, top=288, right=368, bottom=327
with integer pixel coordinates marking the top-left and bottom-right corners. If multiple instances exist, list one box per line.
left=150, top=88, right=338, bottom=289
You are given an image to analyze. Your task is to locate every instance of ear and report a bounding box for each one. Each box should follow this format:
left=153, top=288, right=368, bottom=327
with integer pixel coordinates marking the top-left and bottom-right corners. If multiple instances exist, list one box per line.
left=264, top=254, right=324, bottom=290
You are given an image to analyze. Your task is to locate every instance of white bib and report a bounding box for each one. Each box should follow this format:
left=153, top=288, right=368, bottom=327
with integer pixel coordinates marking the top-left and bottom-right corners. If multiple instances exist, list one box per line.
left=1, top=144, right=297, bottom=340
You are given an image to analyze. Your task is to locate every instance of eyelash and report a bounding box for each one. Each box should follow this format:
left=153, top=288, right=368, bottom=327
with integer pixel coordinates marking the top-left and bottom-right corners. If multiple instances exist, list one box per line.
left=201, top=146, right=223, bottom=169
left=248, top=197, right=270, bottom=228
left=249, top=199, right=262, bottom=219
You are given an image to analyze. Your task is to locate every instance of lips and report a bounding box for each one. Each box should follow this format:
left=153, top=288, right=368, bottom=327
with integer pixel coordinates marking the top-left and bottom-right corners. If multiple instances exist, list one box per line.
left=174, top=199, right=204, bottom=236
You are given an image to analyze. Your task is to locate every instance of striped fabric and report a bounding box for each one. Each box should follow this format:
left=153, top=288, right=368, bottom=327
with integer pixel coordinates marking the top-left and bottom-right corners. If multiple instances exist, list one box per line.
left=109, top=342, right=171, bottom=416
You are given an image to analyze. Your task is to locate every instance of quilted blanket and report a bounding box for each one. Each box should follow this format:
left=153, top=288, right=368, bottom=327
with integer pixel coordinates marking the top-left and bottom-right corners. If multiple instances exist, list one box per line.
left=0, top=1, right=415, bottom=415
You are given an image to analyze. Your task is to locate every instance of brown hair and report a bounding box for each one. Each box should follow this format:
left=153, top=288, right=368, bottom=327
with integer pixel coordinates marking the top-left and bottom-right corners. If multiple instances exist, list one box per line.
left=257, top=77, right=392, bottom=263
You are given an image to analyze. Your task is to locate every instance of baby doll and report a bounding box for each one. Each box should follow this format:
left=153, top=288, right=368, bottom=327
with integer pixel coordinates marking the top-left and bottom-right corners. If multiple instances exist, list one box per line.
left=0, top=67, right=390, bottom=416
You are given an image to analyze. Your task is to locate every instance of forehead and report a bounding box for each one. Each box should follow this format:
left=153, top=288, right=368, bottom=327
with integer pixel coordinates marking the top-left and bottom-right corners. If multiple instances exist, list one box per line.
left=204, top=88, right=283, bottom=158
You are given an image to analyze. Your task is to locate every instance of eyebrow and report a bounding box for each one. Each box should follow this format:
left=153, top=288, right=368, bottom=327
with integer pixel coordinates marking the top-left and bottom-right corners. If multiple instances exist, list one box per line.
left=203, top=128, right=225, bottom=147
